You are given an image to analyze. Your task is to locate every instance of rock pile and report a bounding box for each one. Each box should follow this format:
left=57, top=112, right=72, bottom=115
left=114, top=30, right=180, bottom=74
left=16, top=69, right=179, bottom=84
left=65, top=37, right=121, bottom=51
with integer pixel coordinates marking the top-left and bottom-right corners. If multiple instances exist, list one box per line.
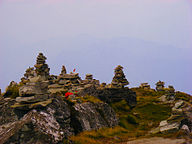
left=85, top=74, right=93, bottom=81
left=111, top=65, right=129, bottom=88
left=166, top=85, right=175, bottom=100
left=157, top=100, right=192, bottom=134
left=155, top=80, right=165, bottom=91
left=49, top=66, right=83, bottom=93
left=12, top=53, right=52, bottom=110
left=34, top=53, right=50, bottom=80
left=60, top=65, right=67, bottom=76
left=140, top=83, right=150, bottom=90
left=82, top=74, right=100, bottom=87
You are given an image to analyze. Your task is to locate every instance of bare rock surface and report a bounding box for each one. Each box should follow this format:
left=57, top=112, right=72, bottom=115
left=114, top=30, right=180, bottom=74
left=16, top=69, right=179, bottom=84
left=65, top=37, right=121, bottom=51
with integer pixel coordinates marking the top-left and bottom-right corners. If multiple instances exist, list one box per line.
left=0, top=95, right=118, bottom=144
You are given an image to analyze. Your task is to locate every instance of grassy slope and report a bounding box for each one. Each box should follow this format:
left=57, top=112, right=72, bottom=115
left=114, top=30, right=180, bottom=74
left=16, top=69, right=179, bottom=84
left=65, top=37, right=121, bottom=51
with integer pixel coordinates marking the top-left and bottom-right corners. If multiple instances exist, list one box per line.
left=69, top=88, right=179, bottom=144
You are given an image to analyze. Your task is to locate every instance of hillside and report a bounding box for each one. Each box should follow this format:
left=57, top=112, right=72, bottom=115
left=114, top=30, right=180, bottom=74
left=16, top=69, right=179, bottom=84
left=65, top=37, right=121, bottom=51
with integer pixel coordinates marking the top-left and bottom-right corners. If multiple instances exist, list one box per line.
left=0, top=53, right=191, bottom=144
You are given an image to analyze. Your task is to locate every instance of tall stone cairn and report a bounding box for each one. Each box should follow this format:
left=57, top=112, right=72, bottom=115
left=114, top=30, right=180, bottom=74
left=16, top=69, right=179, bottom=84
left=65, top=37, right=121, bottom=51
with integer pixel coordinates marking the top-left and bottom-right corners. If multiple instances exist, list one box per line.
left=34, top=53, right=50, bottom=78
left=111, top=65, right=129, bottom=88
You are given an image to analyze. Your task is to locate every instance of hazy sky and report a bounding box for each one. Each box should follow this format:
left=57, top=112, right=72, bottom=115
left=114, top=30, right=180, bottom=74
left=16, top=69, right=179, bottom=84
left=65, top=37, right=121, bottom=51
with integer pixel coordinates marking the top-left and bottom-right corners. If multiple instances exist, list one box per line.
left=0, top=0, right=192, bottom=94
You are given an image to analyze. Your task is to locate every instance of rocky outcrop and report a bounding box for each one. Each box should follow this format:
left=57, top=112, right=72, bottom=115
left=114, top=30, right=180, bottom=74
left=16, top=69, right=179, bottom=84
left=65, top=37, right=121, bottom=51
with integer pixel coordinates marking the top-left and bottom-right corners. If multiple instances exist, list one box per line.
left=80, top=86, right=137, bottom=107
left=72, top=102, right=118, bottom=133
left=0, top=95, right=118, bottom=144
left=152, top=100, right=192, bottom=135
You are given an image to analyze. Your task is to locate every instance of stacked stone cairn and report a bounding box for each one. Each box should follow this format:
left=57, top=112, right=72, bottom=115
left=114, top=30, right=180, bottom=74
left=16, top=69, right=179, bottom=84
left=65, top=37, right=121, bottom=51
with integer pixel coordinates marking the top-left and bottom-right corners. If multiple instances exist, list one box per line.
left=21, top=67, right=36, bottom=84
left=85, top=74, right=93, bottom=81
left=60, top=65, right=67, bottom=76
left=166, top=85, right=175, bottom=100
left=81, top=74, right=100, bottom=87
left=48, top=66, right=83, bottom=93
left=155, top=80, right=165, bottom=91
left=34, top=53, right=50, bottom=80
left=12, top=53, right=52, bottom=110
left=111, top=65, right=129, bottom=88
left=139, top=83, right=150, bottom=90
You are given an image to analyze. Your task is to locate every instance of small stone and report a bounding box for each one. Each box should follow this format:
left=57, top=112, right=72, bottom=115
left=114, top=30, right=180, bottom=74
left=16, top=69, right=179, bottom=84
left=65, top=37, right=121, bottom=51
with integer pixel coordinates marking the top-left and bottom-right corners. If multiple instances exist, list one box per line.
left=181, top=124, right=190, bottom=132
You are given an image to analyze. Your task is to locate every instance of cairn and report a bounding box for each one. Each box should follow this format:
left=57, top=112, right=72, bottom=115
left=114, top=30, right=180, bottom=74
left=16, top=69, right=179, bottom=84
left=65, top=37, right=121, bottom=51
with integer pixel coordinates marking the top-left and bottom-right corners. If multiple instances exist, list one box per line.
left=166, top=85, right=175, bottom=100
left=111, top=65, right=129, bottom=88
left=12, top=53, right=52, bottom=110
left=155, top=80, right=165, bottom=91
left=49, top=66, right=82, bottom=93
left=34, top=53, right=50, bottom=80
left=60, top=65, right=67, bottom=76
left=21, top=67, right=36, bottom=84
left=85, top=74, right=93, bottom=81
left=81, top=74, right=100, bottom=87
left=140, top=83, right=150, bottom=90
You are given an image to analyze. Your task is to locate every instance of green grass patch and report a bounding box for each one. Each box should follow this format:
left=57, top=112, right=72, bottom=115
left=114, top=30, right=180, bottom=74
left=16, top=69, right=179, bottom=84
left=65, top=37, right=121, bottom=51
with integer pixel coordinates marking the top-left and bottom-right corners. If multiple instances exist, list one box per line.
left=134, top=103, right=171, bottom=121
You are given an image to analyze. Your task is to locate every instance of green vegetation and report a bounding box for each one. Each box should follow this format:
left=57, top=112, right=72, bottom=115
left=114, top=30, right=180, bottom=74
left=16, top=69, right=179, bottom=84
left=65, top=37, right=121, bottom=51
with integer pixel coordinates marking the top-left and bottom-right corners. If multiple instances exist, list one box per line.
left=3, top=84, right=20, bottom=99
left=73, top=95, right=103, bottom=104
left=175, top=91, right=191, bottom=101
left=69, top=88, right=174, bottom=143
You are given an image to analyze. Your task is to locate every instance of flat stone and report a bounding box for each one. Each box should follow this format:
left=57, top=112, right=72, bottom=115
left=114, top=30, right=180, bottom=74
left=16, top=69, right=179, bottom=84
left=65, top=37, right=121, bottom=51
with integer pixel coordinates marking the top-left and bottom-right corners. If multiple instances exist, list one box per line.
left=48, top=84, right=62, bottom=89
left=160, top=122, right=180, bottom=133
left=174, top=100, right=184, bottom=109
left=159, top=120, right=168, bottom=127
left=16, top=96, right=35, bottom=103
left=59, top=73, right=79, bottom=79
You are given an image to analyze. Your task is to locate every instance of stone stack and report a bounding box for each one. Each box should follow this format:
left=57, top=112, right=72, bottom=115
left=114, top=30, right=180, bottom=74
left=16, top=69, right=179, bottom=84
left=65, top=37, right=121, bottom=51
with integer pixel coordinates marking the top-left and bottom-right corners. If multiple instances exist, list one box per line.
left=13, top=81, right=51, bottom=109
left=155, top=80, right=165, bottom=91
left=24, top=67, right=36, bottom=79
left=21, top=67, right=36, bottom=84
left=48, top=66, right=82, bottom=93
left=140, top=83, right=150, bottom=90
left=58, top=73, right=81, bottom=87
left=60, top=65, right=67, bottom=76
left=85, top=74, right=93, bottom=81
left=166, top=85, right=175, bottom=100
left=12, top=53, right=52, bottom=110
left=34, top=53, right=50, bottom=80
left=111, top=65, right=129, bottom=88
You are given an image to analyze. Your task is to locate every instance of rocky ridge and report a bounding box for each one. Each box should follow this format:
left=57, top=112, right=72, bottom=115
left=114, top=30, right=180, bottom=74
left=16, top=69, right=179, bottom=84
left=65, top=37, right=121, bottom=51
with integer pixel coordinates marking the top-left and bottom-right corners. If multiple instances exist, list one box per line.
left=0, top=53, right=135, bottom=144
left=0, top=53, right=191, bottom=144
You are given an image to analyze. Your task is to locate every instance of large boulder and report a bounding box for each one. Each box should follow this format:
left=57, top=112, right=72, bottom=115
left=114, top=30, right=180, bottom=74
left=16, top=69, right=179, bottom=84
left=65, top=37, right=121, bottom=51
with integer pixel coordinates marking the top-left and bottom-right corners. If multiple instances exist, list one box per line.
left=72, top=102, right=118, bottom=133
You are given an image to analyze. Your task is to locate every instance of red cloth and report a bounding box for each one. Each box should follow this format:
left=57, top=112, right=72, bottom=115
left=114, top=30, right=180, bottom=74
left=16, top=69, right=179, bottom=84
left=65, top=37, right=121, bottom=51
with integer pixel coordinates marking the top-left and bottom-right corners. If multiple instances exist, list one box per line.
left=65, top=92, right=73, bottom=99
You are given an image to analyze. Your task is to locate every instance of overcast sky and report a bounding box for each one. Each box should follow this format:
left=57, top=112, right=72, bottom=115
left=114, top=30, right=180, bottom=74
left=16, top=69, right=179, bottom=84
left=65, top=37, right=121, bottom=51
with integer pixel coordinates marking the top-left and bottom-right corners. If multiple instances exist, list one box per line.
left=0, top=0, right=192, bottom=94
